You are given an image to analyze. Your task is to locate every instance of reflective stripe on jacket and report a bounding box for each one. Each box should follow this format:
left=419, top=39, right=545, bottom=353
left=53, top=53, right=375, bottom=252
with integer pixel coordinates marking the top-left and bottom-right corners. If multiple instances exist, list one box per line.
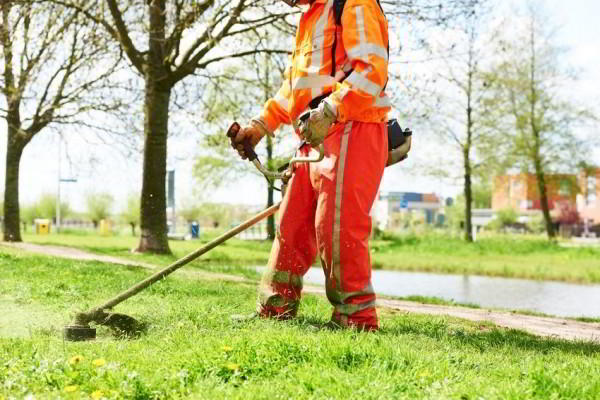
left=261, top=0, right=390, bottom=132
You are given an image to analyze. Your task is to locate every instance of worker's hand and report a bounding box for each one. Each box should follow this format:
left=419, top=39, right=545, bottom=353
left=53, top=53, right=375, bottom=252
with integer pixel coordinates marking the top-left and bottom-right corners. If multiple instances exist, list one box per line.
left=298, top=101, right=336, bottom=147
left=230, top=118, right=271, bottom=160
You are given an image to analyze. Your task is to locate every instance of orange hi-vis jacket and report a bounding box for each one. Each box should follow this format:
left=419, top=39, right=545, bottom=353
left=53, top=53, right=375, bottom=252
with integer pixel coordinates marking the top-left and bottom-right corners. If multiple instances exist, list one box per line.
left=261, top=0, right=391, bottom=132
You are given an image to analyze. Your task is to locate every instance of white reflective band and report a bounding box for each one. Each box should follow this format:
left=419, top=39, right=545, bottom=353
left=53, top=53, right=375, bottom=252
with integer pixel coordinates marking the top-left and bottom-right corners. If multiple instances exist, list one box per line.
left=348, top=6, right=388, bottom=62
left=356, top=6, right=367, bottom=53
left=312, top=87, right=324, bottom=99
left=375, top=94, right=391, bottom=108
left=332, top=122, right=353, bottom=289
left=308, top=0, right=334, bottom=79
left=345, top=72, right=382, bottom=97
left=347, top=44, right=388, bottom=61
left=342, top=60, right=353, bottom=73
left=274, top=93, right=289, bottom=110
left=293, top=75, right=337, bottom=89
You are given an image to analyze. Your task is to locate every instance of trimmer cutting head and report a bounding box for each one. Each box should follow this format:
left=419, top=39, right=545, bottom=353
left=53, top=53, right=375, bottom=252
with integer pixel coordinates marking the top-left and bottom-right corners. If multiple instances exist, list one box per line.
left=63, top=311, right=144, bottom=342
left=64, top=325, right=97, bottom=341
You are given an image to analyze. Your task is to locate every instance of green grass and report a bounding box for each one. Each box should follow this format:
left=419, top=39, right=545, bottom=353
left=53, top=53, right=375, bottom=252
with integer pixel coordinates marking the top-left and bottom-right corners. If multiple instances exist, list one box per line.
left=23, top=231, right=600, bottom=284
left=2, top=250, right=600, bottom=399
left=369, top=232, right=600, bottom=284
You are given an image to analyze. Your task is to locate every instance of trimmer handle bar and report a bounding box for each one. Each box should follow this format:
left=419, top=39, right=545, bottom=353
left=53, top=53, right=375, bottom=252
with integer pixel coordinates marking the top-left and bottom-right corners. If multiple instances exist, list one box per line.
left=226, top=121, right=325, bottom=181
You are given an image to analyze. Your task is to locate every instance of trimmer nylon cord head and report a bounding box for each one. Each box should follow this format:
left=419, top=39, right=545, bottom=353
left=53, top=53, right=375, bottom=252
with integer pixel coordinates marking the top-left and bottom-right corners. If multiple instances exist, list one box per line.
left=64, top=325, right=97, bottom=341
left=63, top=311, right=143, bottom=341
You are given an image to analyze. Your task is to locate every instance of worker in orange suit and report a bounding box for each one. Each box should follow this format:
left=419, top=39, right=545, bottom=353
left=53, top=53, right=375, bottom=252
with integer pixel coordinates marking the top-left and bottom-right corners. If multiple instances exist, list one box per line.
left=230, top=0, right=390, bottom=330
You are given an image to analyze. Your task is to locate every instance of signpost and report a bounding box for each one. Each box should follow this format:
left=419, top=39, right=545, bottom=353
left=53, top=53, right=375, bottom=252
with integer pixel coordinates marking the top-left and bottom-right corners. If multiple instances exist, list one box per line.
left=56, top=136, right=77, bottom=233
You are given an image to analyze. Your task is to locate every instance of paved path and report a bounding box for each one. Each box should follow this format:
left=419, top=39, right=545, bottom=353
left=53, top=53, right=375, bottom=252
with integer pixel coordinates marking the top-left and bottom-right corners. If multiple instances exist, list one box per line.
left=2, top=242, right=599, bottom=343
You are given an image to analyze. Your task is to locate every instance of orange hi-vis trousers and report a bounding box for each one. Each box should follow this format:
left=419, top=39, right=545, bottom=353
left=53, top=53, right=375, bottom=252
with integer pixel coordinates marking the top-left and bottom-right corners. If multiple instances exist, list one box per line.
left=258, top=121, right=387, bottom=330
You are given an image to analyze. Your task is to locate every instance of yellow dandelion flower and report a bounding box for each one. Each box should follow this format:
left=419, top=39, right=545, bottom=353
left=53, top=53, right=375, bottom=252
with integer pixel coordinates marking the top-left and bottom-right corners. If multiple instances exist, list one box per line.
left=221, top=346, right=233, bottom=352
left=68, top=355, right=84, bottom=365
left=91, top=390, right=104, bottom=399
left=92, top=358, right=106, bottom=367
left=225, top=363, right=240, bottom=371
left=64, top=385, right=78, bottom=393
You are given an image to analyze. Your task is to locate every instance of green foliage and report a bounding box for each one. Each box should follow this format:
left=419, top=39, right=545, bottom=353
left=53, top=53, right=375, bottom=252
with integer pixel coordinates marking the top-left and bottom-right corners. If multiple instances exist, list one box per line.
left=178, top=199, right=201, bottom=223
left=120, top=195, right=140, bottom=235
left=472, top=181, right=492, bottom=208
left=21, top=194, right=71, bottom=221
left=121, top=194, right=140, bottom=225
left=527, top=214, right=547, bottom=234
left=20, top=205, right=38, bottom=225
left=85, top=192, right=114, bottom=224
left=488, top=207, right=518, bottom=231
left=197, top=203, right=234, bottom=228
left=193, top=155, right=232, bottom=190
left=445, top=196, right=465, bottom=230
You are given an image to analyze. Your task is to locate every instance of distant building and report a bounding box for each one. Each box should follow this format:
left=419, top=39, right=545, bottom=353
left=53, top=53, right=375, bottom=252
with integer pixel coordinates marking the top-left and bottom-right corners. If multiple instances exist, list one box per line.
left=374, top=192, right=444, bottom=229
left=492, top=173, right=578, bottom=212
left=578, top=167, right=600, bottom=224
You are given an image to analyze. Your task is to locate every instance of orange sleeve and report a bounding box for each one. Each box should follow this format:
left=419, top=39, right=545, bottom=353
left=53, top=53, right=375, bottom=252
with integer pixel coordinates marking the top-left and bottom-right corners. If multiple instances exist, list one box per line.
left=261, top=64, right=293, bottom=133
left=325, top=0, right=388, bottom=122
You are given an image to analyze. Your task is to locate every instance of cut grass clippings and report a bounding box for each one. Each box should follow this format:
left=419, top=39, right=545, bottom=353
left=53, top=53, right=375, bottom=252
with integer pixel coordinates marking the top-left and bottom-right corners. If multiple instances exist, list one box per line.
left=1, top=249, right=600, bottom=399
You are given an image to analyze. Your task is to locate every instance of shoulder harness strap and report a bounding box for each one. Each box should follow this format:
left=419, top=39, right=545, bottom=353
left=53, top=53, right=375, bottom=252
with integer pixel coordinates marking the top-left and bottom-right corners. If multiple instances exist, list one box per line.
left=331, top=0, right=389, bottom=85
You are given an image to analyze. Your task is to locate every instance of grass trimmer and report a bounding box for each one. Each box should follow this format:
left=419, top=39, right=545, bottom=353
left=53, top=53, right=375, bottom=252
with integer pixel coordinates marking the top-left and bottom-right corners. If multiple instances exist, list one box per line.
left=63, top=122, right=324, bottom=341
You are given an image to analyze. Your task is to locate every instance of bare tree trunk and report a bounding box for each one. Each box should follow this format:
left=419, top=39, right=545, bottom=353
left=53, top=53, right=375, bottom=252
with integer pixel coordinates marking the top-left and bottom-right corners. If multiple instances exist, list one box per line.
left=130, top=223, right=136, bottom=236
left=3, top=131, right=25, bottom=242
left=464, top=152, right=473, bottom=242
left=136, top=82, right=171, bottom=253
left=463, top=53, right=474, bottom=243
left=136, top=0, right=171, bottom=254
left=527, top=19, right=554, bottom=239
left=535, top=159, right=555, bottom=238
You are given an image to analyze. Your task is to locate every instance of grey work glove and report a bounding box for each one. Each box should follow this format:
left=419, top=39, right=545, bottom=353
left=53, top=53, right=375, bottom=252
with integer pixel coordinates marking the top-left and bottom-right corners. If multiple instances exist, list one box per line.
left=298, top=101, right=336, bottom=146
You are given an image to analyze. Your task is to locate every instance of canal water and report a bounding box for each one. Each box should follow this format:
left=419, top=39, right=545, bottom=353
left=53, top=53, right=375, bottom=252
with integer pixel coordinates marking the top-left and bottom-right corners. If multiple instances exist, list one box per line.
left=296, top=268, right=600, bottom=318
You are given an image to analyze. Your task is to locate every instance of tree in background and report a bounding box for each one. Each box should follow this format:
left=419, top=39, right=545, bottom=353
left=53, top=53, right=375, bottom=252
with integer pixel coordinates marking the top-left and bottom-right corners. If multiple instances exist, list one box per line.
left=484, top=3, right=596, bottom=239
left=17, top=195, right=71, bottom=232
left=178, top=199, right=200, bottom=225
left=55, top=0, right=292, bottom=254
left=0, top=1, right=119, bottom=242
left=86, top=192, right=114, bottom=228
left=488, top=207, right=518, bottom=232
left=20, top=204, right=37, bottom=233
left=36, top=194, right=71, bottom=221
left=121, top=194, right=140, bottom=236
left=420, top=0, right=496, bottom=242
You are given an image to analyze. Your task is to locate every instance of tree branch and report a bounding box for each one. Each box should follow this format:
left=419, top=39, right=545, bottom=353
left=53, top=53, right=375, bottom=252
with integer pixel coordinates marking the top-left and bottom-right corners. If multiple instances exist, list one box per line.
left=105, top=0, right=144, bottom=73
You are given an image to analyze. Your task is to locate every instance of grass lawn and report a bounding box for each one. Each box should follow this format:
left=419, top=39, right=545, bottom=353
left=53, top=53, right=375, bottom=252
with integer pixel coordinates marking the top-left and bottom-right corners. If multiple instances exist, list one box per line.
left=23, top=231, right=600, bottom=284
left=1, top=249, right=600, bottom=399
